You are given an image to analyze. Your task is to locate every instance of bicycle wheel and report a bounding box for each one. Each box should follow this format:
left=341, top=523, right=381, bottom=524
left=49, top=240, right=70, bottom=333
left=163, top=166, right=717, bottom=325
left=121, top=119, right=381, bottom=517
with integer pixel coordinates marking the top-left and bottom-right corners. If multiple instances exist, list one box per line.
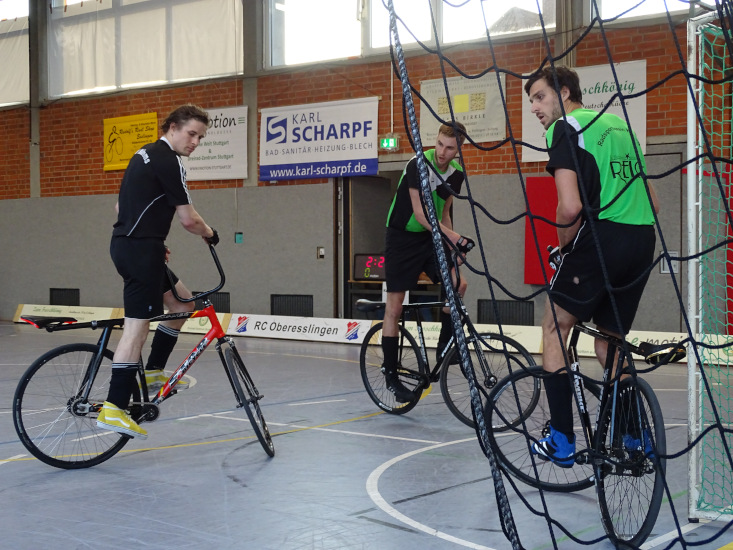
left=225, top=347, right=275, bottom=457
left=13, top=343, right=130, bottom=469
left=486, top=366, right=601, bottom=492
left=439, top=332, right=536, bottom=429
left=359, top=322, right=426, bottom=414
left=594, top=377, right=665, bottom=547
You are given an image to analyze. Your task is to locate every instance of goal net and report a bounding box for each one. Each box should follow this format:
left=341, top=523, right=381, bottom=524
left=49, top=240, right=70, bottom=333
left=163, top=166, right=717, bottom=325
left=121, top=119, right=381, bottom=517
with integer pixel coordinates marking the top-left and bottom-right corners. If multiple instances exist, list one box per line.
left=687, top=10, right=733, bottom=521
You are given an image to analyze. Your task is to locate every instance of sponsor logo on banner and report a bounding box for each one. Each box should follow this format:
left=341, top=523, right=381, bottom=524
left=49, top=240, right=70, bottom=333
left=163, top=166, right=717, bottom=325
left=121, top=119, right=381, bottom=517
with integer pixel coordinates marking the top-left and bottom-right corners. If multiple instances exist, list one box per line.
left=236, top=315, right=250, bottom=333
left=345, top=322, right=360, bottom=341
left=259, top=97, right=379, bottom=181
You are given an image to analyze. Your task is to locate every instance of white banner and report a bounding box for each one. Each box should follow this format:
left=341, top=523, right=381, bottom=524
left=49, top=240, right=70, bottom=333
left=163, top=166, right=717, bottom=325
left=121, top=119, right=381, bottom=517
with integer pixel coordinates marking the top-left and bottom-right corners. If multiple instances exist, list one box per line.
left=259, top=97, right=378, bottom=181
left=185, top=106, right=248, bottom=181
left=420, top=73, right=507, bottom=144
left=522, top=60, right=647, bottom=162
left=227, top=313, right=370, bottom=344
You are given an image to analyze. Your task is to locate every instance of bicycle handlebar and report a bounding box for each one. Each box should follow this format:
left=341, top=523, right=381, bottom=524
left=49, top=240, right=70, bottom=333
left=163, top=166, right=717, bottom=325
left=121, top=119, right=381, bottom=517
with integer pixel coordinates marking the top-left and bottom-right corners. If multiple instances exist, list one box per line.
left=167, top=243, right=226, bottom=304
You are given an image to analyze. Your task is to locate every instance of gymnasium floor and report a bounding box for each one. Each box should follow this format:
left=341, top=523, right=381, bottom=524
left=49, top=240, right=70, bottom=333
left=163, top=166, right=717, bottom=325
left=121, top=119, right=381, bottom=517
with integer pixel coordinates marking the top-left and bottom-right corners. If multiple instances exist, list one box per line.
left=0, top=321, right=731, bottom=550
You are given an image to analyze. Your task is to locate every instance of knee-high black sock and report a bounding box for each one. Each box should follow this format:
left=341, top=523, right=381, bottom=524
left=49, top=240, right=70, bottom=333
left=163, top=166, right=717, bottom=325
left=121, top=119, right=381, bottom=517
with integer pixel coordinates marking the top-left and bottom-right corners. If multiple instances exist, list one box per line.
left=382, top=336, right=398, bottom=371
left=145, top=325, right=180, bottom=371
left=107, top=362, right=139, bottom=409
left=438, top=310, right=453, bottom=345
left=543, top=371, right=575, bottom=439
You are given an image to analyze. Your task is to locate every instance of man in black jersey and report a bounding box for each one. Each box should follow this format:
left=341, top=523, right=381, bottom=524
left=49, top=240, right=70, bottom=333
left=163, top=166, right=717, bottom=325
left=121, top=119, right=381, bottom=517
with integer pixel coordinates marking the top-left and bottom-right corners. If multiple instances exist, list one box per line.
left=382, top=122, right=474, bottom=402
left=97, top=104, right=218, bottom=439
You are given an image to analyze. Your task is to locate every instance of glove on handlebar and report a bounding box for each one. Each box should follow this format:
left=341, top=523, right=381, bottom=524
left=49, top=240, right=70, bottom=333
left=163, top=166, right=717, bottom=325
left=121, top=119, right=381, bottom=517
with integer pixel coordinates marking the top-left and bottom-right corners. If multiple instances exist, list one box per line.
left=547, top=245, right=562, bottom=271
left=205, top=229, right=220, bottom=246
left=456, top=235, right=475, bottom=254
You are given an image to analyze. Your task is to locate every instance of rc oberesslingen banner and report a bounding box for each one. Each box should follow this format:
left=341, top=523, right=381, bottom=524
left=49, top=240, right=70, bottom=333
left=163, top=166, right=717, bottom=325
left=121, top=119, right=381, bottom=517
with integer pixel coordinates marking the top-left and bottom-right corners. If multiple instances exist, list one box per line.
left=259, top=97, right=378, bottom=181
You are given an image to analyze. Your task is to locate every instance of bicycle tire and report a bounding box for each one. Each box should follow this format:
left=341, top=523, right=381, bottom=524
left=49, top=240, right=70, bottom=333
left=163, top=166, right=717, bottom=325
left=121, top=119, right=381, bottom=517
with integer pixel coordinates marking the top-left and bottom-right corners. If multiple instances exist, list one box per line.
left=13, top=343, right=130, bottom=469
left=594, top=377, right=665, bottom=547
left=486, top=366, right=601, bottom=492
left=359, top=322, right=426, bottom=414
left=439, top=332, right=537, bottom=429
left=225, top=347, right=275, bottom=457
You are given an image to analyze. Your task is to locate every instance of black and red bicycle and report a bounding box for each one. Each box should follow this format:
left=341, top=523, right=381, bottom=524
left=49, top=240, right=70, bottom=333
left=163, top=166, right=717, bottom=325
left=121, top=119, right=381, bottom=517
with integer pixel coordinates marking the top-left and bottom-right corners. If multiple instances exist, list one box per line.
left=12, top=244, right=274, bottom=469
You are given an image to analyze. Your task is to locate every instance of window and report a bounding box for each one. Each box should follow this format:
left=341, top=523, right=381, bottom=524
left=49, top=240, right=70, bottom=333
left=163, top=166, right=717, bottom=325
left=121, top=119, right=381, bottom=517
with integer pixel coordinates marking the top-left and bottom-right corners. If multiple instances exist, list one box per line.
left=269, top=0, right=361, bottom=66
left=0, top=0, right=28, bottom=20
left=443, top=0, right=555, bottom=43
left=597, top=0, right=701, bottom=20
left=369, top=0, right=432, bottom=49
left=0, top=0, right=28, bottom=106
left=268, top=0, right=558, bottom=67
left=47, top=0, right=243, bottom=99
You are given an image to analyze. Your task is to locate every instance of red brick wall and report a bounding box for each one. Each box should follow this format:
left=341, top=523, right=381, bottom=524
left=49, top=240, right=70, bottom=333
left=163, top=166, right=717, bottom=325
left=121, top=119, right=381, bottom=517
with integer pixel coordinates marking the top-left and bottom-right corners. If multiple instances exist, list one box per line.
left=0, top=22, right=689, bottom=199
left=37, top=79, right=243, bottom=197
left=2, top=108, right=30, bottom=200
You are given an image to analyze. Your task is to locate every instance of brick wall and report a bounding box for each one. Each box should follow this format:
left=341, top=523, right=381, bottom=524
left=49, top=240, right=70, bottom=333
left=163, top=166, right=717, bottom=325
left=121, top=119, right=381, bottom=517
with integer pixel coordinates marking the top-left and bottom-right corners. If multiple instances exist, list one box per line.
left=3, top=108, right=30, bottom=200
left=36, top=79, right=243, bottom=198
left=0, top=22, right=689, bottom=199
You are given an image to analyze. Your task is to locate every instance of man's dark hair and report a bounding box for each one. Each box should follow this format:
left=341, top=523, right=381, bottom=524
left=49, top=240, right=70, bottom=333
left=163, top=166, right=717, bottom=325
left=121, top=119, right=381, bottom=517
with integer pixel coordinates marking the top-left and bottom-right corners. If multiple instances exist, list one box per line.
left=438, top=121, right=467, bottom=146
left=524, top=66, right=583, bottom=104
left=162, top=104, right=210, bottom=133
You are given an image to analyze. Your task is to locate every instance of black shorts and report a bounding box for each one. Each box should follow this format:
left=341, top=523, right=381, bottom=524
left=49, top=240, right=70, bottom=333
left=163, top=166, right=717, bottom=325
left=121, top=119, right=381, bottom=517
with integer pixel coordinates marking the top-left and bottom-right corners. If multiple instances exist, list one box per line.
left=110, top=236, right=178, bottom=320
left=550, top=220, right=655, bottom=335
left=385, top=228, right=453, bottom=292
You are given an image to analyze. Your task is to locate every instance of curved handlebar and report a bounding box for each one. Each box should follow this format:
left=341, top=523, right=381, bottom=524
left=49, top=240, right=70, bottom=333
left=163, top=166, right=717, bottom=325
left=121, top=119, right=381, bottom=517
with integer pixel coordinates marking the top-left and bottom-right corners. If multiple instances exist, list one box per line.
left=166, top=244, right=226, bottom=304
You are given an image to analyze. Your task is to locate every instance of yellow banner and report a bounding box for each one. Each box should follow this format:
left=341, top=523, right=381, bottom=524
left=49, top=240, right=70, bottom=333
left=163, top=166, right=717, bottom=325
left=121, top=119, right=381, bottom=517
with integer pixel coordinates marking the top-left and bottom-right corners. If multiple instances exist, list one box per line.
left=103, top=112, right=158, bottom=171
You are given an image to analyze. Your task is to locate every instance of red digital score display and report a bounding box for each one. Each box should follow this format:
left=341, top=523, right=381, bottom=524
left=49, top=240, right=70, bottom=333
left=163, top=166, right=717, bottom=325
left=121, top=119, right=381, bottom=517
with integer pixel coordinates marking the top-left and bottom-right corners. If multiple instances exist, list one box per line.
left=353, top=254, right=386, bottom=280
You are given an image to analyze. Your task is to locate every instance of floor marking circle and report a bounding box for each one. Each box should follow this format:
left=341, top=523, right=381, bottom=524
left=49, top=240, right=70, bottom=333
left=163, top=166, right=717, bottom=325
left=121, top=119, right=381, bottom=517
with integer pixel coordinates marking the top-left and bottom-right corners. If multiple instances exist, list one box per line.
left=366, top=437, right=497, bottom=550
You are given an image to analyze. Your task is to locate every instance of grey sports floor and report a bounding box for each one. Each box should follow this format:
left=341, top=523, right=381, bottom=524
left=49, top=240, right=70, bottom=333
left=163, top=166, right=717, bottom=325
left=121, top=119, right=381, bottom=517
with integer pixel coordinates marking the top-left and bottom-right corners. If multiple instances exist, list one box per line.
left=1, top=321, right=731, bottom=550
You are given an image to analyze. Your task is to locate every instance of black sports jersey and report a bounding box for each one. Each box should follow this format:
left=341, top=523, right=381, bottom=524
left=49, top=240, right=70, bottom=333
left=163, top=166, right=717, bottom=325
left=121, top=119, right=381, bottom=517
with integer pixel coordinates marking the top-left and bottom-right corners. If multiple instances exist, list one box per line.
left=386, top=149, right=464, bottom=232
left=112, top=139, right=192, bottom=239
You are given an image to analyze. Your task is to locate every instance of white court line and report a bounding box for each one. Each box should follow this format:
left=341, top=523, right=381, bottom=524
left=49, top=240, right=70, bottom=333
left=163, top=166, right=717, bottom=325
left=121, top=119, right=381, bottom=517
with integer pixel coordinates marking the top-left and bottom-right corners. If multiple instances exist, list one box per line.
left=288, top=399, right=348, bottom=406
left=366, top=438, right=497, bottom=550
left=640, top=520, right=709, bottom=549
left=177, top=412, right=443, bottom=444
left=0, top=455, right=27, bottom=465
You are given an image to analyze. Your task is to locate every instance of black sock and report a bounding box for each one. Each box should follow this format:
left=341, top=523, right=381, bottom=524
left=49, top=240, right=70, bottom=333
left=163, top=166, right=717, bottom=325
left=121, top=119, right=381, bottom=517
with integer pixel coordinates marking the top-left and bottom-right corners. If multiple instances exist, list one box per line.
left=107, top=363, right=139, bottom=409
left=145, top=325, right=180, bottom=371
left=438, top=310, right=453, bottom=346
left=382, top=336, right=398, bottom=372
left=543, top=371, right=575, bottom=440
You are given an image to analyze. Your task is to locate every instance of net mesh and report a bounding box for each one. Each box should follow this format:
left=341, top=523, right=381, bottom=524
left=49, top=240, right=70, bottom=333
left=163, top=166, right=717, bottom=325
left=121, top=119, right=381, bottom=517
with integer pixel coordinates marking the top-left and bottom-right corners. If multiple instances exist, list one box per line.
left=383, top=0, right=733, bottom=547
left=696, top=21, right=733, bottom=515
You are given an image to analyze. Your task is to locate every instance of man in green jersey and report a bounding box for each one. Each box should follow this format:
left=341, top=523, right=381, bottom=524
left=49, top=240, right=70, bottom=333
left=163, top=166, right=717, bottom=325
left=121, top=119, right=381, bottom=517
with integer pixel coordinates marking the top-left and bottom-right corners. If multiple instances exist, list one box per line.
left=524, top=66, right=660, bottom=465
left=383, top=122, right=473, bottom=402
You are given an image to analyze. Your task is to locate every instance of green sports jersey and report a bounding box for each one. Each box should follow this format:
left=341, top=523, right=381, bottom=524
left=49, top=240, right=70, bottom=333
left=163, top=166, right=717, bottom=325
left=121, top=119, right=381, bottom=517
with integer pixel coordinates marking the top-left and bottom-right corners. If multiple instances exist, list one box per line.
left=386, top=149, right=464, bottom=232
left=545, top=108, right=654, bottom=225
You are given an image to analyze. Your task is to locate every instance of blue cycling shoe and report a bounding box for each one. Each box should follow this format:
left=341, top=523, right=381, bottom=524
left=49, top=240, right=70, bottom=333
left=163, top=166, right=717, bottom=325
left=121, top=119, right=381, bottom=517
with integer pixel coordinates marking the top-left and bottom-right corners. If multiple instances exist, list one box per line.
left=532, top=423, right=576, bottom=468
left=623, top=430, right=654, bottom=459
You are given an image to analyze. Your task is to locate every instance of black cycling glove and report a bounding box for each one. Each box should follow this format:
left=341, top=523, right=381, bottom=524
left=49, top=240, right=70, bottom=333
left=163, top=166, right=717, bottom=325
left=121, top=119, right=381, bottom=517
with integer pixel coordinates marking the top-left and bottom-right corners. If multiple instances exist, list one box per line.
left=205, top=229, right=220, bottom=246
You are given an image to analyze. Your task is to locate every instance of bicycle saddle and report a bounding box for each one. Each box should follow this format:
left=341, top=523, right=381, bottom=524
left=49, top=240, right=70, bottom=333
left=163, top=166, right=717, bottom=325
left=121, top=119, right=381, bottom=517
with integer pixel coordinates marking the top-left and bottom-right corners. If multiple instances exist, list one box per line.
left=21, top=315, right=77, bottom=329
left=637, top=341, right=686, bottom=365
left=356, top=299, right=386, bottom=312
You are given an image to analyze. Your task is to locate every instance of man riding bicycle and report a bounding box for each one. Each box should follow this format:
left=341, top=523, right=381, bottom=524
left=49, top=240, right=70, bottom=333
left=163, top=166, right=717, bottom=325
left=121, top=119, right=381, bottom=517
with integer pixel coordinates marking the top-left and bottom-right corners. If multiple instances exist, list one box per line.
left=524, top=66, right=660, bottom=466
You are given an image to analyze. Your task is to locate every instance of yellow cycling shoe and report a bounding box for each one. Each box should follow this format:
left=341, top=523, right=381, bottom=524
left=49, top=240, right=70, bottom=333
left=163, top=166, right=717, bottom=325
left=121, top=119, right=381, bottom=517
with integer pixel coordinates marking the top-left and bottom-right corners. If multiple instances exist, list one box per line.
left=96, top=402, right=148, bottom=439
left=145, top=369, right=189, bottom=391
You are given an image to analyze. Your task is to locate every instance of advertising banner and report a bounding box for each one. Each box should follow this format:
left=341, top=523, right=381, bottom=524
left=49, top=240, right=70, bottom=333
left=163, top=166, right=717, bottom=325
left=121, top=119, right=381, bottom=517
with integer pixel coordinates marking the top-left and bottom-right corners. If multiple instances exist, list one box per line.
left=259, top=97, right=378, bottom=181
left=522, top=60, right=647, bottom=162
left=419, top=73, right=507, bottom=144
left=227, top=313, right=369, bottom=344
left=185, top=106, right=248, bottom=181
left=103, top=112, right=158, bottom=171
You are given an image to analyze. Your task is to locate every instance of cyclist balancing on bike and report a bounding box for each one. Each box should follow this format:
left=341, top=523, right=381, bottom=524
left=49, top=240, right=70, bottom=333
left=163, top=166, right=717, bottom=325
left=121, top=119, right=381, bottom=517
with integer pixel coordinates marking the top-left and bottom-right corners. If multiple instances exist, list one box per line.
left=97, top=104, right=219, bottom=439
left=383, top=122, right=474, bottom=403
left=524, top=66, right=660, bottom=466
